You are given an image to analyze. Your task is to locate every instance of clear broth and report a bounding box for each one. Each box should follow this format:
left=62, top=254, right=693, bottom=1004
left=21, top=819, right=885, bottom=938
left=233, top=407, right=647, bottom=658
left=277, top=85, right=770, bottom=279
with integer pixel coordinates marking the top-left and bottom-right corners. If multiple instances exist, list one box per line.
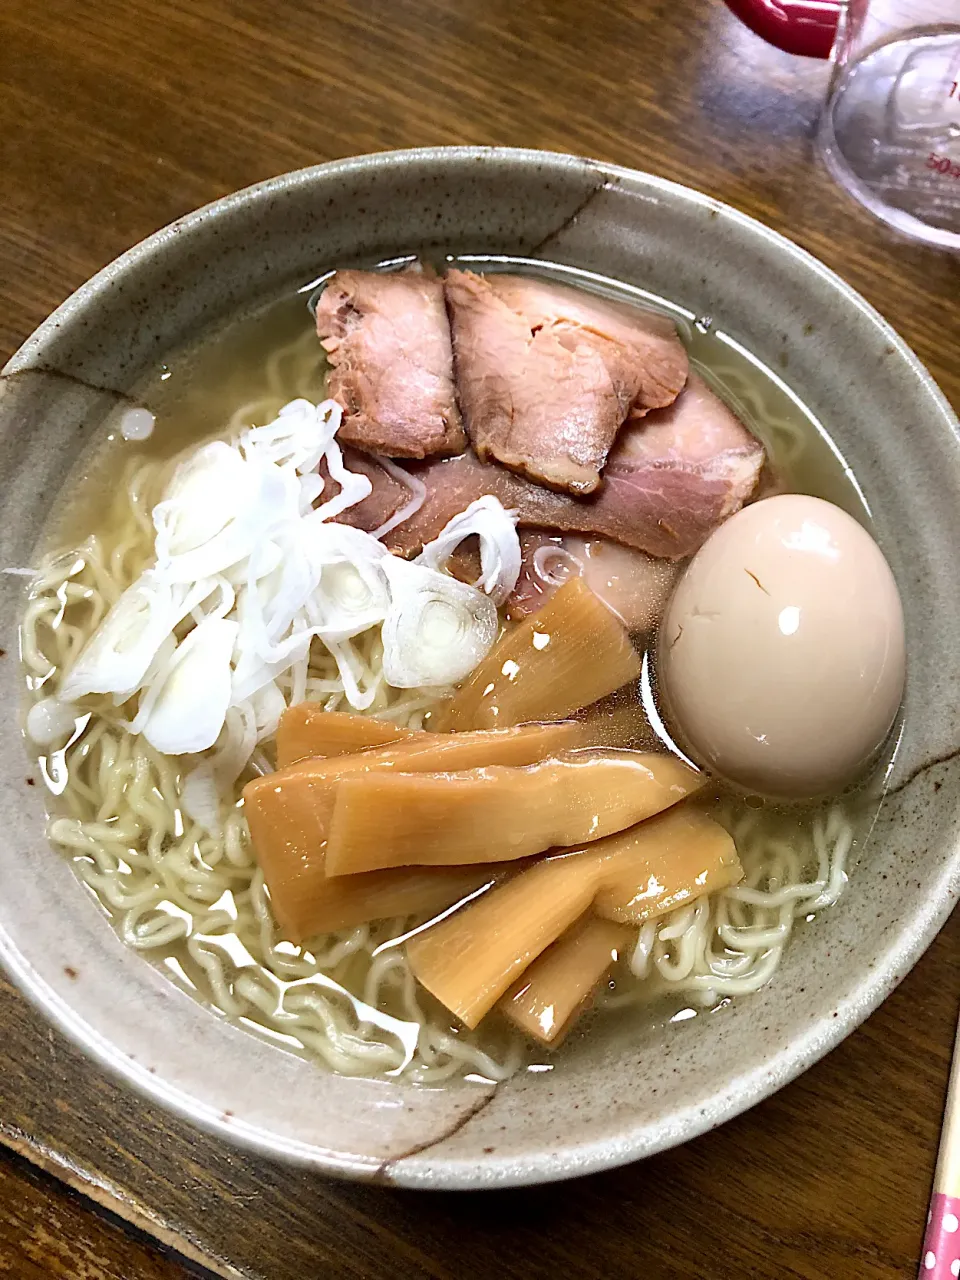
left=25, top=257, right=891, bottom=1082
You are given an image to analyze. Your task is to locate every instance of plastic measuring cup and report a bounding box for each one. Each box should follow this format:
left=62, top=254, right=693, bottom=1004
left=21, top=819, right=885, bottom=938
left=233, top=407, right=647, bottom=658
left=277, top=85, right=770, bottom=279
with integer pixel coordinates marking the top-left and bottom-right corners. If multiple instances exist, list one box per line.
left=722, top=1, right=960, bottom=250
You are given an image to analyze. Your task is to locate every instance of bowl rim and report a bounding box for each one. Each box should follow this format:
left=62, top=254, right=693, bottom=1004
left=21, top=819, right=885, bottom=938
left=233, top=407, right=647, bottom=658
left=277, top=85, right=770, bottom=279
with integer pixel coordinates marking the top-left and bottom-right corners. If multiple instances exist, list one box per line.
left=2, top=144, right=959, bottom=1189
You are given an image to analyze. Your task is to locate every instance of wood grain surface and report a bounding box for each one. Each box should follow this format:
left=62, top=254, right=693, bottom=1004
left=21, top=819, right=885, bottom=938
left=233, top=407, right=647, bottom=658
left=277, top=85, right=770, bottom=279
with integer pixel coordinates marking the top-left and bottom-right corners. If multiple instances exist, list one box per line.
left=0, top=1144, right=199, bottom=1279
left=1, top=1, right=960, bottom=1277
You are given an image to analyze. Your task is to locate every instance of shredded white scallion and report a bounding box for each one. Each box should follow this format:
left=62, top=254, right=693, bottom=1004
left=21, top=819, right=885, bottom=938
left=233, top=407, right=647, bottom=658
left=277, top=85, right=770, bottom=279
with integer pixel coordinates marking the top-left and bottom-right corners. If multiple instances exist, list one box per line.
left=416, top=495, right=522, bottom=605
left=47, top=398, right=500, bottom=827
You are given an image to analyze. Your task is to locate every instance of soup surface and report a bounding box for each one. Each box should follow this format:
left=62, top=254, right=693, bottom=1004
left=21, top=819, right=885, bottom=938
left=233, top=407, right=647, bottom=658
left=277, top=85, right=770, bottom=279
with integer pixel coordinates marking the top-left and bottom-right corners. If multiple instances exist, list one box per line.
left=19, top=257, right=891, bottom=1084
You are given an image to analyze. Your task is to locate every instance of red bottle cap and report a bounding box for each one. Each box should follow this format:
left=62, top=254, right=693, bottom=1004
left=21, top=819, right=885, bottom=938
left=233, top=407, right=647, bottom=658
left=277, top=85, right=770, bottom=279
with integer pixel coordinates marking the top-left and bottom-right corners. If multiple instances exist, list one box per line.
left=721, top=0, right=841, bottom=60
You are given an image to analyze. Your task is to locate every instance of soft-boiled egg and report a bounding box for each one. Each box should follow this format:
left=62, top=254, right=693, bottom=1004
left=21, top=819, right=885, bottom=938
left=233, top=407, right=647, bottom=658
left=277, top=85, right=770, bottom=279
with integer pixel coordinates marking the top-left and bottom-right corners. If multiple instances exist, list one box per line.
left=658, top=494, right=905, bottom=799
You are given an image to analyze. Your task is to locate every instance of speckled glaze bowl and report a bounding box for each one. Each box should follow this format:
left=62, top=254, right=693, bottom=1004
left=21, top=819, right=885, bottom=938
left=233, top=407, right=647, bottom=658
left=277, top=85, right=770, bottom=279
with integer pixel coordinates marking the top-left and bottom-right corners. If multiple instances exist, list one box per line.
left=0, top=147, right=958, bottom=1189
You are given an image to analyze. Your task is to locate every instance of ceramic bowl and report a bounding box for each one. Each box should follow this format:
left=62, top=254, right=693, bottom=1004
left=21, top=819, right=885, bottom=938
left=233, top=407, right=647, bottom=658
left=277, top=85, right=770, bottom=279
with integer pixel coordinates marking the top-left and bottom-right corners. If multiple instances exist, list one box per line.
left=1, top=147, right=958, bottom=1189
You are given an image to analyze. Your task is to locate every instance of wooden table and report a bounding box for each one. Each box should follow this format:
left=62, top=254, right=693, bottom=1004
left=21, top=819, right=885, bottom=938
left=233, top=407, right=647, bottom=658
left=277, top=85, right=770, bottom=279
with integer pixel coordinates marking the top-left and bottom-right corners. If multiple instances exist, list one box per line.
left=2, top=1, right=960, bottom=1276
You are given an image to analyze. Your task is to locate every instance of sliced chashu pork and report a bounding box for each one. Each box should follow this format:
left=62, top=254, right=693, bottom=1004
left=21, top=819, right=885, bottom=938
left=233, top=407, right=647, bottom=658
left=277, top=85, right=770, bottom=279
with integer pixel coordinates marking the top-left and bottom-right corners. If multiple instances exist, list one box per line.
left=445, top=270, right=688, bottom=497
left=416, top=531, right=674, bottom=630
left=335, top=372, right=764, bottom=561
left=315, top=268, right=465, bottom=460
left=505, top=532, right=680, bottom=627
